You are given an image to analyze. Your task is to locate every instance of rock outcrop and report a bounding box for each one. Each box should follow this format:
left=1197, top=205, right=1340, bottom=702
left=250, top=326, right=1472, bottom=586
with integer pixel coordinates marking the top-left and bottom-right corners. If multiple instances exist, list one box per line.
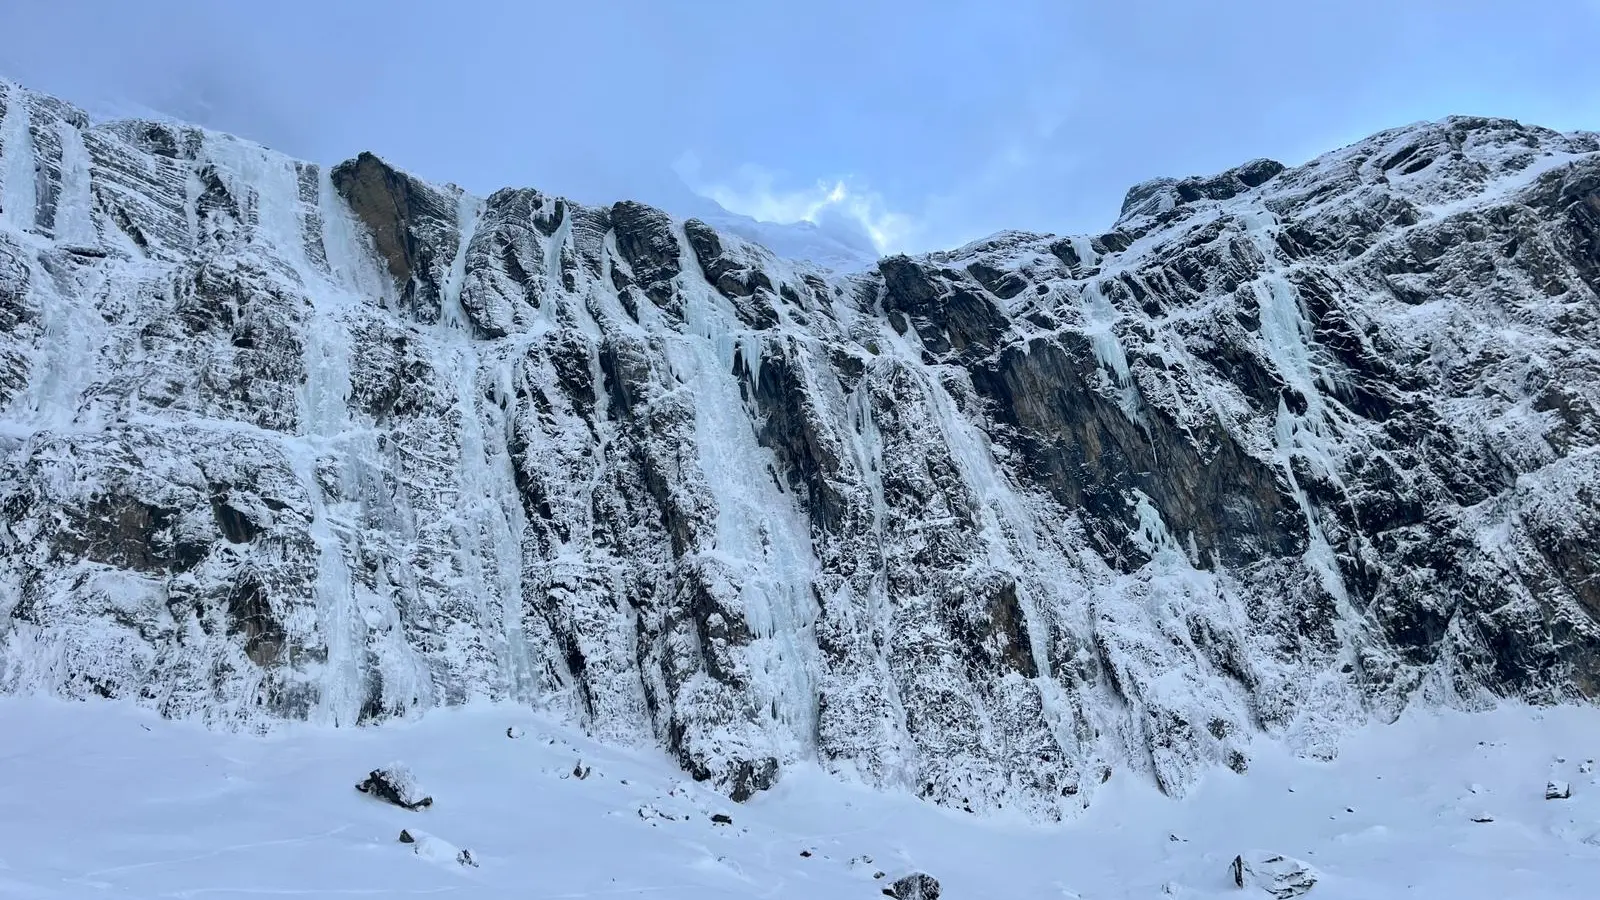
left=1, top=78, right=1598, bottom=819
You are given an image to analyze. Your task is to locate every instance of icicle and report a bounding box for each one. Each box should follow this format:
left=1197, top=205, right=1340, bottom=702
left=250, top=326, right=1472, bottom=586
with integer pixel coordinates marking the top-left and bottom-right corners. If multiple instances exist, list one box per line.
left=439, top=191, right=481, bottom=331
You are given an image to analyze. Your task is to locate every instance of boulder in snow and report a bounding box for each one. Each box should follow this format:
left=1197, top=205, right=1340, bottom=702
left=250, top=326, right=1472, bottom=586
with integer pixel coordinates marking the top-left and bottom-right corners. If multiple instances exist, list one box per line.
left=355, top=763, right=433, bottom=810
left=1545, top=780, right=1571, bottom=800
left=398, top=828, right=474, bottom=868
left=882, top=872, right=940, bottom=900
left=1231, top=852, right=1316, bottom=898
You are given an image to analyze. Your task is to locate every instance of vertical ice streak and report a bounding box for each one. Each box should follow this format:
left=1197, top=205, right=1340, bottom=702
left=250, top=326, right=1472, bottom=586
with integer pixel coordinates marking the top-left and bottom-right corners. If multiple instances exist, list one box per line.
left=49, top=120, right=95, bottom=247
left=1070, top=274, right=1150, bottom=464
left=223, top=149, right=386, bottom=726
left=1083, top=287, right=1129, bottom=383
left=1238, top=206, right=1350, bottom=599
left=432, top=193, right=535, bottom=700
left=291, top=188, right=365, bottom=724
left=0, top=105, right=104, bottom=429
left=1232, top=202, right=1365, bottom=760
left=0, top=84, right=37, bottom=232
left=674, top=242, right=822, bottom=754
left=440, top=192, right=479, bottom=331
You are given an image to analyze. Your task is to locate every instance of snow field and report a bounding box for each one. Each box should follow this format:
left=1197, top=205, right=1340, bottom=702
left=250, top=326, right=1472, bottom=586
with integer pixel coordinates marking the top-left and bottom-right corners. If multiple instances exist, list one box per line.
left=0, top=697, right=1596, bottom=899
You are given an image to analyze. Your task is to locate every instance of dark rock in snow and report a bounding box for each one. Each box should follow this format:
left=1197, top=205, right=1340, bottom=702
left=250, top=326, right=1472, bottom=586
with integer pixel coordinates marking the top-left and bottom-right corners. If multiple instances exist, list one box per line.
left=882, top=872, right=940, bottom=900
left=1232, top=852, right=1317, bottom=898
left=1546, top=780, right=1572, bottom=799
left=356, top=764, right=433, bottom=811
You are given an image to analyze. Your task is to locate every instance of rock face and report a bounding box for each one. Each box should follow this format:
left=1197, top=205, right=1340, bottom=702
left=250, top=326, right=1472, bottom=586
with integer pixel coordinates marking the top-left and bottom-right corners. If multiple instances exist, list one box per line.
left=1, top=78, right=1598, bottom=818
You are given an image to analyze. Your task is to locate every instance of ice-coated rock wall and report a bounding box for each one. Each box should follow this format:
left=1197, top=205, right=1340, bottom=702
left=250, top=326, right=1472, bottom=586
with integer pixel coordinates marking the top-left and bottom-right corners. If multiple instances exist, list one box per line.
left=2, top=78, right=1597, bottom=818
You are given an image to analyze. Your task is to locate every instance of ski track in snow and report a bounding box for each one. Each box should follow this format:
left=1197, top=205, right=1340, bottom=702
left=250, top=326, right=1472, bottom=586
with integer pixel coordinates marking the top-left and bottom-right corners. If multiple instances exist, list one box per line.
left=0, top=698, right=1597, bottom=899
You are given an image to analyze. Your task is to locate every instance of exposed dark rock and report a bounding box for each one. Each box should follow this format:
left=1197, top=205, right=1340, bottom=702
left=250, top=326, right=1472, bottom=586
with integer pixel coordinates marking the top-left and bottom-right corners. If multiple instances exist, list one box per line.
left=882, top=872, right=940, bottom=900
left=1121, top=158, right=1286, bottom=221
left=879, top=255, right=1008, bottom=357
left=966, top=260, right=1029, bottom=299
left=0, top=236, right=32, bottom=404
left=970, top=335, right=1307, bottom=569
left=459, top=187, right=552, bottom=337
left=685, top=218, right=775, bottom=301
left=330, top=152, right=460, bottom=323
left=611, top=201, right=681, bottom=307
left=356, top=765, right=433, bottom=811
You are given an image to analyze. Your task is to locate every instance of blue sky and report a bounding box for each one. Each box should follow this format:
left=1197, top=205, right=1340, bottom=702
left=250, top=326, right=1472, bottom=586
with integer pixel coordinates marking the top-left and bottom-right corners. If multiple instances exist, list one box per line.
left=4, top=0, right=1598, bottom=254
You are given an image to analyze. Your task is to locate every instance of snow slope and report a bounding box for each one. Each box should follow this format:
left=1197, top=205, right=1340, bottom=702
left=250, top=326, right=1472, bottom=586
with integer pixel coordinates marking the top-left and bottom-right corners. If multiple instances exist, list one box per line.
left=0, top=696, right=1597, bottom=899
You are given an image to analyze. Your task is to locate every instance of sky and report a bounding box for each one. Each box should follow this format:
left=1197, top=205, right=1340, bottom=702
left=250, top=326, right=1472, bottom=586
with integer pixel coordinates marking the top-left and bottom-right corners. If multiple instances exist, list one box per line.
left=3, top=0, right=1599, bottom=256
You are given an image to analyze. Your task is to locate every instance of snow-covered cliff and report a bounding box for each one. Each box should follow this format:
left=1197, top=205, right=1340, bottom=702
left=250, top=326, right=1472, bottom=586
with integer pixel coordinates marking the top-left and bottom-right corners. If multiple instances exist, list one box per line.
left=1, top=78, right=1596, bottom=819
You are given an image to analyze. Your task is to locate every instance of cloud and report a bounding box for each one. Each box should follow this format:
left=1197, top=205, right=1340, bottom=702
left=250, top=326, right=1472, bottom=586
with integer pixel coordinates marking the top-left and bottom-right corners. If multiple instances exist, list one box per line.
left=672, top=74, right=1086, bottom=259
left=674, top=154, right=918, bottom=254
